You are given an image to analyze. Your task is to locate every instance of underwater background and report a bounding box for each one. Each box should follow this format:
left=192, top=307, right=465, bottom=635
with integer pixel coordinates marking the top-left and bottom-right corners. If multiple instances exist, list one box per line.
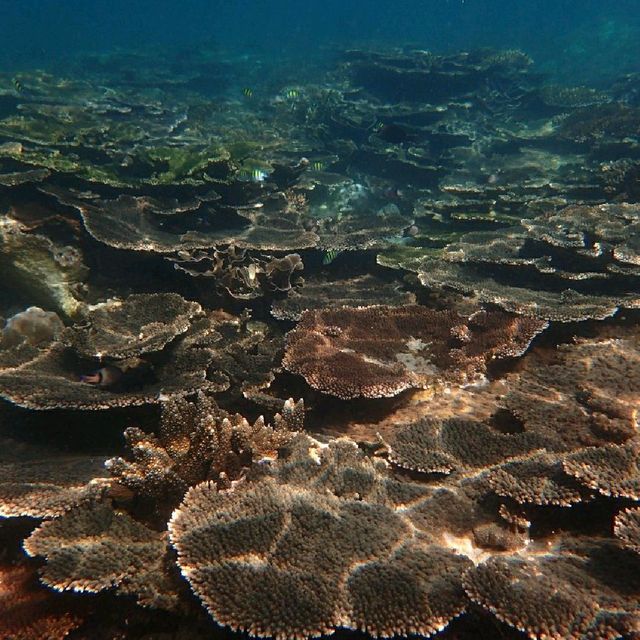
left=1, top=1, right=640, bottom=640
left=2, top=0, right=640, bottom=84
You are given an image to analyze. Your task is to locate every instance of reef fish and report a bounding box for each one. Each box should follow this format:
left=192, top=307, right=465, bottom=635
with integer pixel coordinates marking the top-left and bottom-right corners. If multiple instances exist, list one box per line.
left=80, top=365, right=122, bottom=388
left=322, top=249, right=342, bottom=265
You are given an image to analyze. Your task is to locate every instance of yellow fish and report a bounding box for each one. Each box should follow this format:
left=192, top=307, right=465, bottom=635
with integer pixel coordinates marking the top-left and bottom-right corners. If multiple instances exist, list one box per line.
left=311, top=160, right=325, bottom=171
left=242, top=87, right=253, bottom=98
left=284, top=88, right=300, bottom=99
left=13, top=78, right=23, bottom=92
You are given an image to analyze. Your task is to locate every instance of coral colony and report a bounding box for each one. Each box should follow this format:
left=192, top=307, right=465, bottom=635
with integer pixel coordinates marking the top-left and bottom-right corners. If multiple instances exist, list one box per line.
left=1, top=46, right=640, bottom=639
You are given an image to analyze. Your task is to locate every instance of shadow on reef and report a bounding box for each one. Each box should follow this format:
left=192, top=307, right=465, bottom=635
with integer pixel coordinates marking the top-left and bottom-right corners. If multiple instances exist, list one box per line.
left=1, top=44, right=640, bottom=639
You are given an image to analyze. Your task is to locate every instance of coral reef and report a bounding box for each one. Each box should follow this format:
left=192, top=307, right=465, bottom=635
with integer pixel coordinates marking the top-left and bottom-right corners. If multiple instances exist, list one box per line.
left=615, top=508, right=640, bottom=553
left=1, top=42, right=640, bottom=640
left=501, top=327, right=640, bottom=448
left=283, top=305, right=546, bottom=399
left=106, top=392, right=301, bottom=511
left=63, top=293, right=202, bottom=359
left=463, top=538, right=640, bottom=640
left=169, top=434, right=475, bottom=639
left=271, top=274, right=414, bottom=321
left=24, top=502, right=180, bottom=610
left=0, top=563, right=85, bottom=640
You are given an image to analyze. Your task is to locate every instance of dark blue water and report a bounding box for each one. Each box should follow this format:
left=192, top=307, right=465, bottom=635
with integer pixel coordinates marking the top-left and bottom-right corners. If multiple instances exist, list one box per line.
left=2, top=0, right=640, bottom=84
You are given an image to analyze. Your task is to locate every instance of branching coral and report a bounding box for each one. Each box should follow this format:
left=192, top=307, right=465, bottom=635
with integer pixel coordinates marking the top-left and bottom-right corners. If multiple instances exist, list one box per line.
left=106, top=392, right=302, bottom=511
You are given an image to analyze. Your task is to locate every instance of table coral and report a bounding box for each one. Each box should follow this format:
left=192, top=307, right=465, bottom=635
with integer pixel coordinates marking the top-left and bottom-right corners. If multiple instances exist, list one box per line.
left=283, top=305, right=546, bottom=399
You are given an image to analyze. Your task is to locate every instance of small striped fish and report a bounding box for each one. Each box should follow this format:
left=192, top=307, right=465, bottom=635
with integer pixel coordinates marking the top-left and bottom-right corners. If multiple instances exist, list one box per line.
left=322, top=249, right=341, bottom=265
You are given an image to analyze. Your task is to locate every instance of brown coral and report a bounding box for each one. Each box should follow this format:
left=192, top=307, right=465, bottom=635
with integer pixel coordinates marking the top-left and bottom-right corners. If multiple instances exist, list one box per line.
left=615, top=508, right=640, bottom=553
left=563, top=442, right=640, bottom=499
left=283, top=305, right=546, bottom=399
left=63, top=293, right=202, bottom=359
left=382, top=417, right=552, bottom=474
left=0, top=304, right=231, bottom=410
left=0, top=448, right=110, bottom=518
left=463, top=537, right=640, bottom=640
left=24, top=501, right=179, bottom=610
left=418, top=203, right=640, bottom=322
left=479, top=451, right=590, bottom=506
left=0, top=563, right=84, bottom=640
left=106, top=392, right=301, bottom=511
left=502, top=328, right=640, bottom=450
left=169, top=434, right=475, bottom=639
left=271, top=274, right=415, bottom=321
left=170, top=246, right=304, bottom=300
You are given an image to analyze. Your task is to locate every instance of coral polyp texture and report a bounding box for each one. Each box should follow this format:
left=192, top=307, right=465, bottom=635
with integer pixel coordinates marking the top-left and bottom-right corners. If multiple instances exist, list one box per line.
left=501, top=327, right=640, bottom=449
left=24, top=501, right=180, bottom=610
left=62, top=293, right=202, bottom=359
left=615, top=508, right=640, bottom=553
left=0, top=563, right=85, bottom=640
left=382, top=416, right=552, bottom=474
left=169, top=435, right=474, bottom=639
left=283, top=305, right=546, bottom=399
left=463, top=538, right=640, bottom=640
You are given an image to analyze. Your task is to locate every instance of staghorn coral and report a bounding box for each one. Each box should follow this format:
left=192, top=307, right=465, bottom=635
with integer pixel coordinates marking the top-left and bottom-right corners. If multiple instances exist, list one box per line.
left=502, top=328, right=640, bottom=449
left=0, top=563, right=85, bottom=640
left=106, top=392, right=302, bottom=510
left=563, top=441, right=640, bottom=499
left=169, top=434, right=476, bottom=639
left=463, top=537, right=640, bottom=640
left=24, top=501, right=180, bottom=611
left=615, top=508, right=640, bottom=553
left=283, top=305, right=546, bottom=399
